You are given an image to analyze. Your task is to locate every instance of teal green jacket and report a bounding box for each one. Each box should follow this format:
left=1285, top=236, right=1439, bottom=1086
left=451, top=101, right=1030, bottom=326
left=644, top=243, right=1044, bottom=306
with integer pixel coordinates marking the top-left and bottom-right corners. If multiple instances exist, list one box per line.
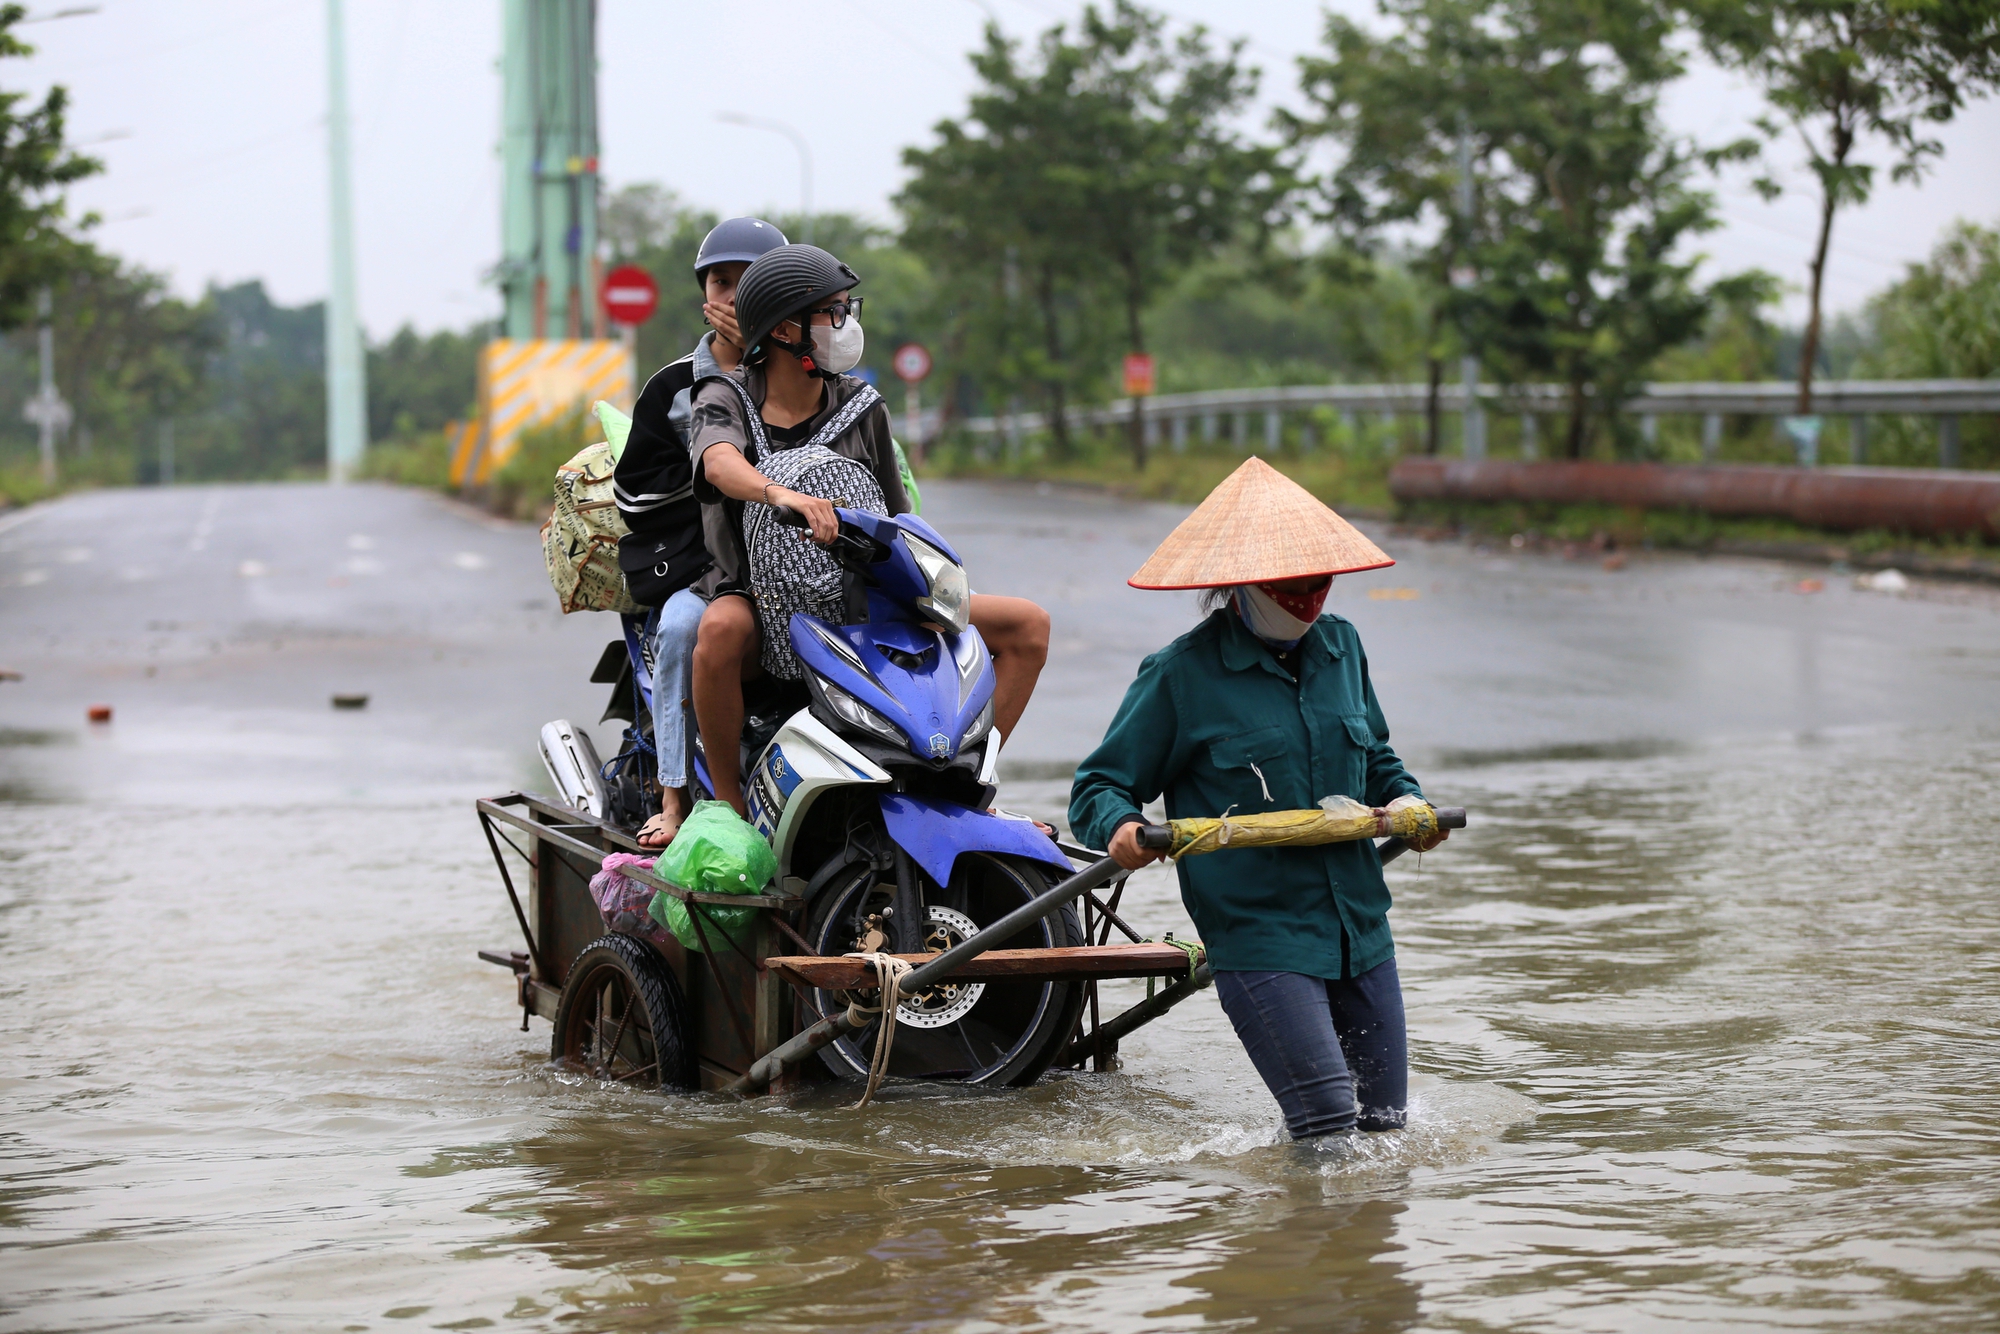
left=1068, top=609, right=1424, bottom=980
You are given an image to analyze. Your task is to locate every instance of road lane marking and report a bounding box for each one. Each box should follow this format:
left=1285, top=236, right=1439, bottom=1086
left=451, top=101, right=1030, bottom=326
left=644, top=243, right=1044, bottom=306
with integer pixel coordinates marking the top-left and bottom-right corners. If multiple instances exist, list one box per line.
left=189, top=493, right=220, bottom=552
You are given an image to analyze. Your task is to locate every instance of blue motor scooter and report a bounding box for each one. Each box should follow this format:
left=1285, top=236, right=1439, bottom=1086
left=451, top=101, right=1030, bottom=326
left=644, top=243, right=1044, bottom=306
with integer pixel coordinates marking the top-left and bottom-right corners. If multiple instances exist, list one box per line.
left=563, top=506, right=1086, bottom=1087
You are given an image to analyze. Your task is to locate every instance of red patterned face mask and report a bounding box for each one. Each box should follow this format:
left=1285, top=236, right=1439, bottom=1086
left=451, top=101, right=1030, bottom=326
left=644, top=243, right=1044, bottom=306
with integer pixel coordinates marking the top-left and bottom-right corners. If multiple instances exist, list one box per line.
left=1255, top=576, right=1332, bottom=624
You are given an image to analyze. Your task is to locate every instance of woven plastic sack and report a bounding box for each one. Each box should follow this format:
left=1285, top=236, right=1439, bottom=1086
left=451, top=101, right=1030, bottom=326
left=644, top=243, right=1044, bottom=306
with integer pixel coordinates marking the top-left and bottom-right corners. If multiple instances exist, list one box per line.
left=647, top=800, right=777, bottom=952
left=539, top=400, right=640, bottom=615
left=590, top=853, right=672, bottom=949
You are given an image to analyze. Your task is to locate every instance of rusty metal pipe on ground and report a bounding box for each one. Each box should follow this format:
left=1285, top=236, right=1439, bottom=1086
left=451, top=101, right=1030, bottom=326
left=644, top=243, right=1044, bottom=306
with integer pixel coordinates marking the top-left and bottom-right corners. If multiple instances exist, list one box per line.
left=1389, top=460, right=2000, bottom=541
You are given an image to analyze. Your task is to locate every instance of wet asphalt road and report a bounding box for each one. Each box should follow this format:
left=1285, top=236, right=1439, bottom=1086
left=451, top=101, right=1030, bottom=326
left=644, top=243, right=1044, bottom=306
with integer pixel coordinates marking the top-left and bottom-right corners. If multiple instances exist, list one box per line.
left=2, top=479, right=1998, bottom=1333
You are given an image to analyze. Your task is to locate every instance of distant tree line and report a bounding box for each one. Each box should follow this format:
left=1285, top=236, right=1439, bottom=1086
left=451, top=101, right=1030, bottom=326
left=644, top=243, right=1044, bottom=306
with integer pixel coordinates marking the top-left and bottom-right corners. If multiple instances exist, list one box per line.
left=607, top=0, right=2000, bottom=467
left=0, top=6, right=484, bottom=499
left=2, top=0, right=1995, bottom=498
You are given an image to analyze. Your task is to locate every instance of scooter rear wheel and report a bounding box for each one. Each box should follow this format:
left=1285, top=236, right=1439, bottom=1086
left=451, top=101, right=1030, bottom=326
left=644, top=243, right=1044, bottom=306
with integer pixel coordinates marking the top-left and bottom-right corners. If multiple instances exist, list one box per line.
left=803, top=853, right=1086, bottom=1087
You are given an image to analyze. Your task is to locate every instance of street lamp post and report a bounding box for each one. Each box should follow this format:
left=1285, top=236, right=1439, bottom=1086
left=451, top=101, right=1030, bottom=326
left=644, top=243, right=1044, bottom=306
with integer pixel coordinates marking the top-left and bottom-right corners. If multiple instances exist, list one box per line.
left=15, top=5, right=96, bottom=488
left=324, top=0, right=367, bottom=484
left=22, top=287, right=70, bottom=487
left=716, top=113, right=813, bottom=243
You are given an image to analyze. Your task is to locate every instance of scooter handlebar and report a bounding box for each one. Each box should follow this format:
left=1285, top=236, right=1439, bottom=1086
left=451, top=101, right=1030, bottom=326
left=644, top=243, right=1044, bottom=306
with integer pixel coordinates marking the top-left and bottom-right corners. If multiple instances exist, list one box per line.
left=772, top=505, right=809, bottom=529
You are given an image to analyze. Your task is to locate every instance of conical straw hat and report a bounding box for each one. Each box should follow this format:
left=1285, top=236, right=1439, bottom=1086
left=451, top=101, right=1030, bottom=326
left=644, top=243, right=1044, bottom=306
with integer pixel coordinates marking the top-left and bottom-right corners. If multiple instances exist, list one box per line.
left=1128, top=457, right=1394, bottom=589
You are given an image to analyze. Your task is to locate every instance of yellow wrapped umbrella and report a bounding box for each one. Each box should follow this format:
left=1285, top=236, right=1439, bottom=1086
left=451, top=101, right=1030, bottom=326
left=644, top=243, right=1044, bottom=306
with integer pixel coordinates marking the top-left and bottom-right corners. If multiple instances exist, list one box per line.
left=1167, top=796, right=1455, bottom=860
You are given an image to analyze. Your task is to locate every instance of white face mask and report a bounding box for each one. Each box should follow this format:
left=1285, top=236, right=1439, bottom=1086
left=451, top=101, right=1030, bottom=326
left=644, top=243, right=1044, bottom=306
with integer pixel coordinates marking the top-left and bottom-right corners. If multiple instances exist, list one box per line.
left=808, top=318, right=864, bottom=374
left=1234, top=585, right=1313, bottom=645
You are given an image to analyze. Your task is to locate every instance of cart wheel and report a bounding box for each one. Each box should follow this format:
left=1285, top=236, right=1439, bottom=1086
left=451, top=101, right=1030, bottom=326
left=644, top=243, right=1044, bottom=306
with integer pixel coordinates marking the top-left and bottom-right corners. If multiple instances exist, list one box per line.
left=552, top=934, right=694, bottom=1091
left=803, top=853, right=1086, bottom=1088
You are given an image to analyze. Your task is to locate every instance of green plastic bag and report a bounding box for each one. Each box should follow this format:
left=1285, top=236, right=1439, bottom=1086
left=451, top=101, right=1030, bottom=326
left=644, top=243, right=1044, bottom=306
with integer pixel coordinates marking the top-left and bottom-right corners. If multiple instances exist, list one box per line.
left=893, top=438, right=922, bottom=514
left=595, top=400, right=634, bottom=463
left=647, top=801, right=778, bottom=952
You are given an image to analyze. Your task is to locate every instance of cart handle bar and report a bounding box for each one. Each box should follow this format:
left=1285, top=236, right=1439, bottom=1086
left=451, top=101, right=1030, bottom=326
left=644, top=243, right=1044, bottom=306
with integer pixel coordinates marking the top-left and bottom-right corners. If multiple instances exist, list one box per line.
left=724, top=850, right=1131, bottom=1095
left=722, top=809, right=1465, bottom=1096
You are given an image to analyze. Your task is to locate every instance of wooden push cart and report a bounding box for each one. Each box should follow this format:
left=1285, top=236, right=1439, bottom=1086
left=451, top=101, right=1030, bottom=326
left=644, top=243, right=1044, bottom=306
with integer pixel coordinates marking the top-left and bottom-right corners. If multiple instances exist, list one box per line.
left=474, top=790, right=1211, bottom=1093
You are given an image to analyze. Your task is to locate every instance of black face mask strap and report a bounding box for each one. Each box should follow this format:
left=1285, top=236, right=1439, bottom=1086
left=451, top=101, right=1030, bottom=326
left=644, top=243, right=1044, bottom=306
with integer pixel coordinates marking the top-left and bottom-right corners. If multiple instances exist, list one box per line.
left=766, top=309, right=827, bottom=378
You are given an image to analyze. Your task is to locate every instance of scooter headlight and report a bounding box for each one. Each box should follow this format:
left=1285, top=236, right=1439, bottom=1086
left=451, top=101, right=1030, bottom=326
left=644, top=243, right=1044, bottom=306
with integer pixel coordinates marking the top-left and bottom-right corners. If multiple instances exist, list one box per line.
left=906, top=534, right=970, bottom=635
left=959, top=697, right=994, bottom=750
left=818, top=680, right=906, bottom=746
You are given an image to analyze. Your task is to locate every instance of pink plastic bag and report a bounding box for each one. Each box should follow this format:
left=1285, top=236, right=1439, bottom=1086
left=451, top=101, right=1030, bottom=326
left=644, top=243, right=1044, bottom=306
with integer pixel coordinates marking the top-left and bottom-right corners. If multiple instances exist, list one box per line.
left=590, top=853, right=673, bottom=948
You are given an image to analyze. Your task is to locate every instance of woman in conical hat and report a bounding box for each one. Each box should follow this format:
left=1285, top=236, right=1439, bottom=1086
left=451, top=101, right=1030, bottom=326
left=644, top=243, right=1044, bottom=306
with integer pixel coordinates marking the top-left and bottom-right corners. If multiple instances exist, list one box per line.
left=1069, top=458, right=1445, bottom=1142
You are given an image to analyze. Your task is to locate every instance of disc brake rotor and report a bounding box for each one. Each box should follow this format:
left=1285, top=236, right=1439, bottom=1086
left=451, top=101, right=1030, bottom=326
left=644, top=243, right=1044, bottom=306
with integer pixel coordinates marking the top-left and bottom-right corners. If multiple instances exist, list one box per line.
left=894, top=905, right=986, bottom=1029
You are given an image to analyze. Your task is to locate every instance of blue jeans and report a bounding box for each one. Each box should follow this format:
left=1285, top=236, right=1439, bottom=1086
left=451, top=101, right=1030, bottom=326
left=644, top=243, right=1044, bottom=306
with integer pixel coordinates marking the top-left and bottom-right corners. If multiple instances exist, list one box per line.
left=1213, top=959, right=1408, bottom=1140
left=649, top=588, right=705, bottom=790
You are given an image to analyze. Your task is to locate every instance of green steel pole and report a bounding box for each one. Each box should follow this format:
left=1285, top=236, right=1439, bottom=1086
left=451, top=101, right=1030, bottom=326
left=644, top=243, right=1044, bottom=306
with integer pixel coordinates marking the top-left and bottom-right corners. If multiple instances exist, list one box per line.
left=500, top=0, right=599, bottom=340
left=324, top=0, right=367, bottom=482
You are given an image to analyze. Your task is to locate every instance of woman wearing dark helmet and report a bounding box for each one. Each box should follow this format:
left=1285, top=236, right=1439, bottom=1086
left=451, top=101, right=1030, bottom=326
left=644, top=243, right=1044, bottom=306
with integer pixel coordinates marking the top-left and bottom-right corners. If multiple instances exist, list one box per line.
left=685, top=243, right=1052, bottom=818
left=615, top=216, right=789, bottom=847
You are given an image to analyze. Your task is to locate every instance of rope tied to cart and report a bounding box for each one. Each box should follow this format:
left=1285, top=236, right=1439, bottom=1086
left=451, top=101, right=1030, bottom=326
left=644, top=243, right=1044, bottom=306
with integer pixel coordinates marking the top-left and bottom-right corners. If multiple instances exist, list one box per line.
left=1145, top=933, right=1205, bottom=1001
left=844, top=951, right=914, bottom=1107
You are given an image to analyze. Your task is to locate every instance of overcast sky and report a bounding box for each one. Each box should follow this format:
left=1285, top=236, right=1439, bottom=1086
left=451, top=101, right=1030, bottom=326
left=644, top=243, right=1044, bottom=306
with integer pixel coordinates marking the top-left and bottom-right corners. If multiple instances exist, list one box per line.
left=18, top=0, right=2000, bottom=341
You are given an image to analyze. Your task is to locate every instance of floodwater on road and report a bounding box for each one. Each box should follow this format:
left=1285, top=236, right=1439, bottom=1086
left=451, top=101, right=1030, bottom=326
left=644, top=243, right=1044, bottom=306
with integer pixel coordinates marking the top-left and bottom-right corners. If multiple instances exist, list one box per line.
left=1, top=479, right=1997, bottom=1332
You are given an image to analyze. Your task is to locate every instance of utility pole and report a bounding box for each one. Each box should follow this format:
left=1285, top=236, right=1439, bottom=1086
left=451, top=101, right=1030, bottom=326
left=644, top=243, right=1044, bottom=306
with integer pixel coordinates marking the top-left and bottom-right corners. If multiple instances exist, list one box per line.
left=499, top=0, right=601, bottom=340
left=23, top=287, right=70, bottom=487
left=324, top=0, right=367, bottom=482
left=1455, top=125, right=1485, bottom=461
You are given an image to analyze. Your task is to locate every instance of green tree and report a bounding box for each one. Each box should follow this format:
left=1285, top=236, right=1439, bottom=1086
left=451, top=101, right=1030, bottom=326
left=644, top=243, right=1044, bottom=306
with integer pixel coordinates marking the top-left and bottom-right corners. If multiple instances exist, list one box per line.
left=0, top=2, right=100, bottom=331
left=1690, top=0, right=2000, bottom=413
left=366, top=322, right=487, bottom=443
left=0, top=252, right=215, bottom=493
left=899, top=23, right=1109, bottom=458
left=1294, top=0, right=1759, bottom=458
left=1854, top=216, right=1999, bottom=467
left=1285, top=0, right=1504, bottom=453
left=900, top=4, right=1281, bottom=464
left=53, top=252, right=215, bottom=470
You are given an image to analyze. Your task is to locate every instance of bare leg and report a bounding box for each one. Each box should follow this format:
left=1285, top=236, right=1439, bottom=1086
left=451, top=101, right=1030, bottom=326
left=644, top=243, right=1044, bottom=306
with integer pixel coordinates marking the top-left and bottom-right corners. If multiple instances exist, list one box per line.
left=692, top=594, right=760, bottom=817
left=638, top=587, right=707, bottom=848
left=967, top=593, right=1050, bottom=745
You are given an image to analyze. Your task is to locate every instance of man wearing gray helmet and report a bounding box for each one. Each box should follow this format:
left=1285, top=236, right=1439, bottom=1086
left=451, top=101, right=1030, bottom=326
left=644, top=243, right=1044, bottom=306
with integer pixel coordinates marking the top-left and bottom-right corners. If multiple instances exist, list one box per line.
left=685, top=243, right=1052, bottom=820
left=616, top=216, right=789, bottom=847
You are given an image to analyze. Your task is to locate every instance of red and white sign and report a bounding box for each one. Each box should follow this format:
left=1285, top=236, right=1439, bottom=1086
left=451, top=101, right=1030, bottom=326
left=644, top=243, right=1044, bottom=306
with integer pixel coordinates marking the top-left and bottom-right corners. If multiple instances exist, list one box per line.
left=1123, top=352, right=1156, bottom=397
left=602, top=265, right=659, bottom=327
left=892, top=342, right=933, bottom=384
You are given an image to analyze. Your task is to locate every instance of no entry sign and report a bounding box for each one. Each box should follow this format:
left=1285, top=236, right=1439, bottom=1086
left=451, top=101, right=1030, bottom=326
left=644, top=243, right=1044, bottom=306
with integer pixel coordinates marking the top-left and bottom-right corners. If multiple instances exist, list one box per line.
left=893, top=343, right=932, bottom=383
left=602, top=266, right=659, bottom=327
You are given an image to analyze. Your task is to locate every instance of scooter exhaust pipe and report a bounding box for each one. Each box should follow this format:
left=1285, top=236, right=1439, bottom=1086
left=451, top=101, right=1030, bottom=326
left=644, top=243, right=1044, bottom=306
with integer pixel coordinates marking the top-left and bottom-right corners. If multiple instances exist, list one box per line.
left=538, top=720, right=609, bottom=819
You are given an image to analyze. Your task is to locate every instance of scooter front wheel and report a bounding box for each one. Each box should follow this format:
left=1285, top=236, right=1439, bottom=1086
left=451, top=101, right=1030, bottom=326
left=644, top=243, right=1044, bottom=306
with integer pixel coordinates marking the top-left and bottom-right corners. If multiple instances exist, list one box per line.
left=803, top=853, right=1086, bottom=1087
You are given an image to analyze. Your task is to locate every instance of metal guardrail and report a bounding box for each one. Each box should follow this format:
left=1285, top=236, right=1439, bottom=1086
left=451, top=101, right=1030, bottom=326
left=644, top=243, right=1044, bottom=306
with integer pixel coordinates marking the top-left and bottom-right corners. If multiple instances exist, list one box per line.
left=926, top=378, right=1996, bottom=468
left=949, top=379, right=2000, bottom=436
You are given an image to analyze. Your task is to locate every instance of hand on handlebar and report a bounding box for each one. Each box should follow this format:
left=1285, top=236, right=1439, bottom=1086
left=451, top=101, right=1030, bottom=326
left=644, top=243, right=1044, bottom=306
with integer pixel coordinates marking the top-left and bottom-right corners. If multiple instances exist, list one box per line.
left=770, top=487, right=838, bottom=544
left=1387, top=793, right=1452, bottom=852
left=1108, top=820, right=1170, bottom=871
